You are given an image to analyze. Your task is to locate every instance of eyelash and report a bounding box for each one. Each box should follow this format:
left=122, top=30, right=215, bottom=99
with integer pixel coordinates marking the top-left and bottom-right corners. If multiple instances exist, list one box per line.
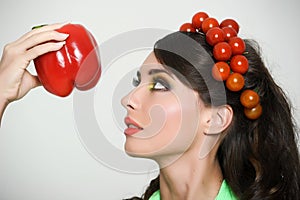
left=150, top=77, right=170, bottom=91
left=132, top=77, right=140, bottom=87
left=132, top=76, right=170, bottom=91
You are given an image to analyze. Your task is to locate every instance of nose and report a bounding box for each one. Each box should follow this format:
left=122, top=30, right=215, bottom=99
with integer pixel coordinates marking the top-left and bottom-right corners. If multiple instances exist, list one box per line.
left=121, top=87, right=142, bottom=111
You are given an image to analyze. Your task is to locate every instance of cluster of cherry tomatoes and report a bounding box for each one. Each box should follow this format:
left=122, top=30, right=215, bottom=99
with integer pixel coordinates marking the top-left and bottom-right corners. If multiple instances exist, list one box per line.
left=179, top=11, right=262, bottom=120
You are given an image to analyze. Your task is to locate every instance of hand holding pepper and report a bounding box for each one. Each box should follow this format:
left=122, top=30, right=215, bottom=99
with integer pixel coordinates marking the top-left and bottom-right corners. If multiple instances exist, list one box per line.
left=0, top=22, right=69, bottom=125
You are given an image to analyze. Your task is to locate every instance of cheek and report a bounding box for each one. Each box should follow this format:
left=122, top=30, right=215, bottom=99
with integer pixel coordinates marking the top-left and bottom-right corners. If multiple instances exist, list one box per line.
left=125, top=93, right=183, bottom=155
left=128, top=91, right=200, bottom=155
left=161, top=91, right=200, bottom=153
left=133, top=93, right=182, bottom=142
left=155, top=97, right=183, bottom=144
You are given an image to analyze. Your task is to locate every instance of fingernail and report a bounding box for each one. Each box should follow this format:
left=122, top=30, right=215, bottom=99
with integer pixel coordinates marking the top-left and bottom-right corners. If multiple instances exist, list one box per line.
left=61, top=21, right=71, bottom=25
left=58, top=21, right=71, bottom=28
left=58, top=33, right=69, bottom=39
left=55, top=41, right=66, bottom=46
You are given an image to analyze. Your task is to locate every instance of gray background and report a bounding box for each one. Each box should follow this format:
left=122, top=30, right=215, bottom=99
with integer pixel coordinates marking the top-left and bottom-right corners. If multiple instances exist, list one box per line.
left=0, top=0, right=299, bottom=199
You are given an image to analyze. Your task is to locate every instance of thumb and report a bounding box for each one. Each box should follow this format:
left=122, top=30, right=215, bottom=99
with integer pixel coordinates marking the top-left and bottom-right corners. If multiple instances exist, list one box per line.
left=23, top=71, right=41, bottom=89
left=31, top=75, right=42, bottom=88
left=17, top=71, right=42, bottom=100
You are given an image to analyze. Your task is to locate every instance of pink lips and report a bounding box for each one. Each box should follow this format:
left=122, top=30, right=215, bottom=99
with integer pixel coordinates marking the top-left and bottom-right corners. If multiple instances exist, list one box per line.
left=124, top=117, right=143, bottom=136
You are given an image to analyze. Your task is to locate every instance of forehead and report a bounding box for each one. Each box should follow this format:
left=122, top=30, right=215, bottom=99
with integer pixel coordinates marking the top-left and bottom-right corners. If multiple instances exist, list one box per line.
left=139, top=52, right=165, bottom=72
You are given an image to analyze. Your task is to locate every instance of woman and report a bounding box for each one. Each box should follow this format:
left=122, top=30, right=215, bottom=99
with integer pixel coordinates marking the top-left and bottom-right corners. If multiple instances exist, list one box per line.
left=122, top=30, right=300, bottom=199
left=0, top=17, right=299, bottom=200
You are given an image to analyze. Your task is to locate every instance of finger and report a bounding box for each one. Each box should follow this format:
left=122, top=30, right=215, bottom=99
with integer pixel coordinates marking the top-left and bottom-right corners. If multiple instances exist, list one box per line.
left=18, top=30, right=69, bottom=52
left=15, top=22, right=70, bottom=44
left=25, top=41, right=66, bottom=61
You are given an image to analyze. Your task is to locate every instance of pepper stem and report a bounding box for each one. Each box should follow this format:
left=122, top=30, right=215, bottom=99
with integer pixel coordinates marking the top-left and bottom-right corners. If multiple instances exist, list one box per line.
left=31, top=24, right=48, bottom=30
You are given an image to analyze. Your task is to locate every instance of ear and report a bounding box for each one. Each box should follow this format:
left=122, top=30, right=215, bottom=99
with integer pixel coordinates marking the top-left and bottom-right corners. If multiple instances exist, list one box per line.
left=203, top=105, right=233, bottom=135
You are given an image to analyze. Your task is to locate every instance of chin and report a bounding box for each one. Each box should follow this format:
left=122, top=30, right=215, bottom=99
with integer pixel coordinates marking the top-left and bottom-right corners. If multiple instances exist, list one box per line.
left=124, top=140, right=159, bottom=159
left=125, top=146, right=184, bottom=169
left=124, top=144, right=151, bottom=158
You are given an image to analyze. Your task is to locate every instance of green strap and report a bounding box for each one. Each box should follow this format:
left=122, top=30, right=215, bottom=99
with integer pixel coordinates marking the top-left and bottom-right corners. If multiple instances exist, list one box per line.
left=215, top=180, right=237, bottom=200
left=149, top=190, right=160, bottom=200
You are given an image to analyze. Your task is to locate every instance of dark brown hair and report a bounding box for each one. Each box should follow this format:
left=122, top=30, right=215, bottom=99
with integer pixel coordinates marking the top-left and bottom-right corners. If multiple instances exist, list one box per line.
left=125, top=31, right=300, bottom=200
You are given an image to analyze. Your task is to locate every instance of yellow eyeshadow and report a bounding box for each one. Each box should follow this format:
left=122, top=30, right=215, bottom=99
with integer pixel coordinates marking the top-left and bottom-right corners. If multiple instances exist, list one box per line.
left=148, top=83, right=155, bottom=90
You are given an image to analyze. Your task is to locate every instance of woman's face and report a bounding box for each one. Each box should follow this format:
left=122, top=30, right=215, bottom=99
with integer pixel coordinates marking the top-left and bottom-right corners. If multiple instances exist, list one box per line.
left=121, top=52, right=209, bottom=164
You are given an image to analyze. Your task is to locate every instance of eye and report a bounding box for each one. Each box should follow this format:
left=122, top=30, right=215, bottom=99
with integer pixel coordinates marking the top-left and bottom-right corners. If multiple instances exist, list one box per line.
left=149, top=77, right=170, bottom=91
left=132, top=71, right=141, bottom=87
left=132, top=76, right=140, bottom=87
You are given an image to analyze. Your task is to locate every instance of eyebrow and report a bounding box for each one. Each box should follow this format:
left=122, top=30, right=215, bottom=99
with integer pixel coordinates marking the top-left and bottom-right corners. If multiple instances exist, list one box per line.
left=136, top=69, right=175, bottom=80
left=148, top=69, right=175, bottom=79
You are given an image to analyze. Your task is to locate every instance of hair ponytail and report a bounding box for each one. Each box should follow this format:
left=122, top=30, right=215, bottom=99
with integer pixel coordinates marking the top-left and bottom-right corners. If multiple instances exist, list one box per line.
left=124, top=176, right=159, bottom=200
left=217, top=39, right=300, bottom=199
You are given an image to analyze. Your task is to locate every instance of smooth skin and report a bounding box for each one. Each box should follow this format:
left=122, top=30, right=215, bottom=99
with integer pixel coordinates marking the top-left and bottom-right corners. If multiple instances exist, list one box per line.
left=0, top=23, right=69, bottom=125
left=122, top=52, right=233, bottom=199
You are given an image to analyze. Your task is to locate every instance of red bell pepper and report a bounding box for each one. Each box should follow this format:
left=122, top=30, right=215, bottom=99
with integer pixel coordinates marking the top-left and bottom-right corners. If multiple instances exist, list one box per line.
left=34, top=24, right=101, bottom=97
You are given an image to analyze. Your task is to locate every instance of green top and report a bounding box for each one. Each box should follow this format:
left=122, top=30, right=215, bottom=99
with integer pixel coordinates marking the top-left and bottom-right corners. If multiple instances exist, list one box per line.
left=149, top=180, right=237, bottom=200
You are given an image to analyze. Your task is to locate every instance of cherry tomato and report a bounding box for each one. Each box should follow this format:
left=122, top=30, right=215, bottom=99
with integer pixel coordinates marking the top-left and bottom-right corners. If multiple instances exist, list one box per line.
left=212, top=61, right=231, bottom=81
left=213, top=42, right=232, bottom=61
left=244, top=103, right=262, bottom=120
left=226, top=73, right=245, bottom=91
left=179, top=23, right=196, bottom=32
left=206, top=27, right=225, bottom=46
left=201, top=17, right=219, bottom=33
left=222, top=27, right=237, bottom=41
left=230, top=55, right=249, bottom=74
left=220, top=19, right=239, bottom=33
left=228, top=37, right=246, bottom=55
left=192, top=12, right=209, bottom=29
left=240, top=90, right=260, bottom=108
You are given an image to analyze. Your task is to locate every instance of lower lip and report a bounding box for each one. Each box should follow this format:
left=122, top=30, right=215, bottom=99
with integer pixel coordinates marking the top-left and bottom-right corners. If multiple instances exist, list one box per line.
left=124, top=128, right=142, bottom=136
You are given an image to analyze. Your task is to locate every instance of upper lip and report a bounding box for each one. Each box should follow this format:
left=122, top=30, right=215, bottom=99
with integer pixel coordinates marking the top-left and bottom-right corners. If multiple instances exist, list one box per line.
left=124, top=117, right=143, bottom=129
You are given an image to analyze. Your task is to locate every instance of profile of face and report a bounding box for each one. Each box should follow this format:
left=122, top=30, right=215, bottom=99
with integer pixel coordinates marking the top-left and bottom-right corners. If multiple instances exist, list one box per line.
left=121, top=52, right=218, bottom=166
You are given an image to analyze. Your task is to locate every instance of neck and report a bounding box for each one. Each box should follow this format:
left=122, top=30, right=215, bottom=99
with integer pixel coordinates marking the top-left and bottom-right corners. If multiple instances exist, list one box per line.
left=156, top=149, right=223, bottom=200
